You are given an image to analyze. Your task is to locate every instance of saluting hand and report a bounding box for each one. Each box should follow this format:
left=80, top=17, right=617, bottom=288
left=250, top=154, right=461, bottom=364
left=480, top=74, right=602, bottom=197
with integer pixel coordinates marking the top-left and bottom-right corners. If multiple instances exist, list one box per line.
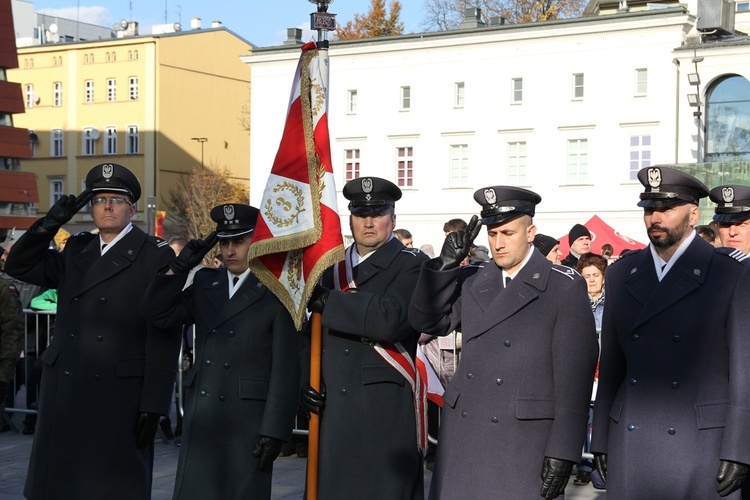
left=168, top=231, right=219, bottom=274
left=41, top=189, right=94, bottom=232
left=428, top=214, right=482, bottom=271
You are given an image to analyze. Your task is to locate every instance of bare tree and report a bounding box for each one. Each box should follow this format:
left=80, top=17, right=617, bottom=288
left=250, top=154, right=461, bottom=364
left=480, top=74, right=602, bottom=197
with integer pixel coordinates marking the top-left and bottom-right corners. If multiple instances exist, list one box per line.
left=420, top=0, right=585, bottom=31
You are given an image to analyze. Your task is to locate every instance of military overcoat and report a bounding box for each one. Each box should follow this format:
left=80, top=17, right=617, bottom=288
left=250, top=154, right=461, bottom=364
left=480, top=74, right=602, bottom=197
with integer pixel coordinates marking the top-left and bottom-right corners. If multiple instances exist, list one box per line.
left=591, top=237, right=750, bottom=499
left=312, top=238, right=428, bottom=499
left=4, top=222, right=181, bottom=500
left=409, top=248, right=598, bottom=499
left=141, top=267, right=300, bottom=500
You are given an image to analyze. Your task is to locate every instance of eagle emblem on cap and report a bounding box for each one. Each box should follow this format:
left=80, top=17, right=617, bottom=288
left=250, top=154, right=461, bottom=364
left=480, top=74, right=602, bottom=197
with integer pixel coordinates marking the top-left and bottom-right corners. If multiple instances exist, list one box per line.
left=647, top=168, right=661, bottom=189
left=723, top=187, right=735, bottom=204
left=362, top=178, right=373, bottom=193
left=223, top=204, right=235, bottom=221
left=484, top=189, right=497, bottom=205
left=102, top=164, right=114, bottom=180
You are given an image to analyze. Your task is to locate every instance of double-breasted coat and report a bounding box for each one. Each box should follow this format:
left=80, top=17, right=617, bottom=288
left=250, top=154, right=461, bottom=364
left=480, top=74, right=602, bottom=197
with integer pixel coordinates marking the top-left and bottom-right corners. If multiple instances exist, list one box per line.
left=312, top=238, right=428, bottom=499
left=4, top=222, right=181, bottom=500
left=409, top=248, right=598, bottom=499
left=141, top=267, right=300, bottom=500
left=591, top=236, right=750, bottom=499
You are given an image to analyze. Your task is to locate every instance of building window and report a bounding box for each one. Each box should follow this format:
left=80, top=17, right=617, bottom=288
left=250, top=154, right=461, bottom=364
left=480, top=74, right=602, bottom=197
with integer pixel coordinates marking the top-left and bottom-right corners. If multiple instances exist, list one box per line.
left=58, top=56, right=63, bottom=66
left=567, top=139, right=588, bottom=183
left=105, top=126, right=117, bottom=155
left=455, top=82, right=465, bottom=107
left=0, top=113, right=12, bottom=126
left=106, top=52, right=111, bottom=62
left=397, top=147, right=413, bottom=187
left=128, top=50, right=133, bottom=60
left=573, top=73, right=584, bottom=100
left=635, top=69, right=648, bottom=96
left=53, top=57, right=58, bottom=67
left=347, top=90, right=357, bottom=114
left=511, top=78, right=523, bottom=104
left=129, top=77, right=138, bottom=101
left=134, top=50, right=139, bottom=60
left=84, top=54, right=88, bottom=64
left=629, top=135, right=651, bottom=181
left=29, top=129, right=37, bottom=157
left=706, top=75, right=750, bottom=162
left=507, top=141, right=527, bottom=184
left=738, top=2, right=749, bottom=11
left=107, top=78, right=116, bottom=102
left=111, top=52, right=116, bottom=62
left=50, top=179, right=64, bottom=206
left=449, top=144, right=469, bottom=187
left=82, top=128, right=97, bottom=156
left=400, top=86, right=410, bottom=111
left=126, top=125, right=140, bottom=154
left=51, top=129, right=63, bottom=157
left=53, top=82, right=62, bottom=106
left=85, top=80, right=94, bottom=103
left=344, top=149, right=360, bottom=181
left=25, top=84, right=34, bottom=108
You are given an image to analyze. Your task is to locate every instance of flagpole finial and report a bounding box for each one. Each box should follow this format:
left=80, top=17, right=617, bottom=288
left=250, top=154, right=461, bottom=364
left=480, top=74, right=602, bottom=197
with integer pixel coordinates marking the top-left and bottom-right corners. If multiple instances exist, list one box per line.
left=309, top=0, right=335, bottom=42
left=308, top=0, right=333, bottom=13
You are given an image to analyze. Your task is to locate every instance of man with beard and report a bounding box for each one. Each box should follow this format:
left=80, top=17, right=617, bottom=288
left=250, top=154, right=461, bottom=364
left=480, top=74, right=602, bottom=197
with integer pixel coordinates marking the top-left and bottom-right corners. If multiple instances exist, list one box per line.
left=591, top=166, right=750, bottom=499
left=710, top=184, right=750, bottom=257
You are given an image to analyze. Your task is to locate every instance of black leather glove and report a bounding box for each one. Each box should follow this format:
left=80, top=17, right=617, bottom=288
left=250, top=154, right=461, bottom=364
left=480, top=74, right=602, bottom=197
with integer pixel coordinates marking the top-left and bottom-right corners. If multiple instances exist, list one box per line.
left=301, top=383, right=326, bottom=418
left=540, top=457, right=574, bottom=499
left=717, top=459, right=749, bottom=497
left=251, top=436, right=284, bottom=470
left=307, top=285, right=330, bottom=314
left=168, top=232, right=219, bottom=274
left=135, top=412, right=161, bottom=450
left=41, top=189, right=93, bottom=232
left=428, top=215, right=482, bottom=271
left=593, top=453, right=607, bottom=483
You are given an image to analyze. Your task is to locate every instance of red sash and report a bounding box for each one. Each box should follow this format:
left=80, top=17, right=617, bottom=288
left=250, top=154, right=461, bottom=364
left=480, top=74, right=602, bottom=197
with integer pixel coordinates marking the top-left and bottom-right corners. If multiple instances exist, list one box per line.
left=333, top=245, right=428, bottom=456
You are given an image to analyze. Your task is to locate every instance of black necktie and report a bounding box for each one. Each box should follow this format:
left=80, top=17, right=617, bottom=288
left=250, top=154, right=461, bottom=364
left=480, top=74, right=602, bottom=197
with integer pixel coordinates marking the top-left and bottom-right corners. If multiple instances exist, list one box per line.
left=232, top=276, right=239, bottom=286
left=505, top=276, right=511, bottom=287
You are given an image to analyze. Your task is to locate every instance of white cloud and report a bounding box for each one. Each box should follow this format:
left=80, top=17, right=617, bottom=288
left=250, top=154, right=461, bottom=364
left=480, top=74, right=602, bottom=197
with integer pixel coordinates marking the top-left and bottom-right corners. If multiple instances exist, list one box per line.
left=38, top=6, right=110, bottom=27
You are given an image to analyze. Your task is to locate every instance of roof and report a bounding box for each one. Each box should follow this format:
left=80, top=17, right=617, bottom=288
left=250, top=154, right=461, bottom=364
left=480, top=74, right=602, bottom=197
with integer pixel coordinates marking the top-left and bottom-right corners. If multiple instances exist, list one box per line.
left=0, top=171, right=39, bottom=203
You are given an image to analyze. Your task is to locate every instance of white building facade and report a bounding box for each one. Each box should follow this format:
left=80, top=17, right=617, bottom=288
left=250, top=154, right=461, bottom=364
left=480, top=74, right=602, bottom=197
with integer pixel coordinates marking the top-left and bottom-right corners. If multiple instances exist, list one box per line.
left=245, top=5, right=750, bottom=250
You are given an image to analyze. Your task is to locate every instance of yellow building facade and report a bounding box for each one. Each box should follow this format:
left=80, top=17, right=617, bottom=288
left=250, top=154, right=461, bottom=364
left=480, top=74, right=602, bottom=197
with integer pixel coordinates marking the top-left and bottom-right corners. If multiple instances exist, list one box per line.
left=8, top=27, right=252, bottom=232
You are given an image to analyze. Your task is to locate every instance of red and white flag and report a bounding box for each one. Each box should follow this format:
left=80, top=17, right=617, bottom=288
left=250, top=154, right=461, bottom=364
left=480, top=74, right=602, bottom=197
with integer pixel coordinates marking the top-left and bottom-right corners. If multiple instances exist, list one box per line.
left=247, top=41, right=344, bottom=330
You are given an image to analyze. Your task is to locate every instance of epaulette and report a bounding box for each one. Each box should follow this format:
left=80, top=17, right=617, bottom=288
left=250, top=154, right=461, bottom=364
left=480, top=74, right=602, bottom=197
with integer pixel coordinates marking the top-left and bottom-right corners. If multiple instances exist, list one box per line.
left=401, top=247, right=421, bottom=256
left=715, top=246, right=749, bottom=264
left=551, top=264, right=578, bottom=280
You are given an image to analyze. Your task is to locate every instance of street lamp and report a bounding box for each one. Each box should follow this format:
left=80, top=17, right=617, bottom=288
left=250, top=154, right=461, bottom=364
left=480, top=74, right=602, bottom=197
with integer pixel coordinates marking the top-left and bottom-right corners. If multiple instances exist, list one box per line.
left=191, top=137, right=207, bottom=167
left=686, top=54, right=704, bottom=162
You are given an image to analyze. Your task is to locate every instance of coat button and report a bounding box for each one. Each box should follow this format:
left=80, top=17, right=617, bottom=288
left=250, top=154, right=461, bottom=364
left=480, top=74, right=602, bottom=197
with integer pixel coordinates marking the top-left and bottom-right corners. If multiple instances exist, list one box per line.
left=631, top=334, right=639, bottom=340
left=68, top=333, right=75, bottom=339
left=461, top=411, right=467, bottom=417
left=496, top=378, right=503, bottom=385
left=210, top=329, right=218, bottom=334
left=73, top=297, right=80, bottom=302
left=228, top=331, right=235, bottom=337
left=205, top=360, right=212, bottom=366
left=96, top=335, right=103, bottom=341
left=671, top=381, right=680, bottom=389
left=627, top=423, right=636, bottom=431
left=100, top=297, right=107, bottom=304
left=343, top=349, right=350, bottom=356
left=340, top=388, right=347, bottom=395
left=504, top=340, right=511, bottom=347
left=629, top=378, right=637, bottom=385
left=467, top=372, right=473, bottom=379
left=491, top=416, right=498, bottom=423
left=63, top=370, right=70, bottom=376
left=200, top=390, right=207, bottom=397
left=94, top=374, right=100, bottom=380
left=668, top=427, right=676, bottom=435
left=672, top=335, right=681, bottom=343
left=219, top=395, right=226, bottom=402
left=223, top=363, right=230, bottom=369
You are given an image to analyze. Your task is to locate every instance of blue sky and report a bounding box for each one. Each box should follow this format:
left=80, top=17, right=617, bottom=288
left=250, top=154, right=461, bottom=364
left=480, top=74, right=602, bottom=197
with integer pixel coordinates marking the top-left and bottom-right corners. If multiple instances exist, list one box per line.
left=31, top=0, right=426, bottom=47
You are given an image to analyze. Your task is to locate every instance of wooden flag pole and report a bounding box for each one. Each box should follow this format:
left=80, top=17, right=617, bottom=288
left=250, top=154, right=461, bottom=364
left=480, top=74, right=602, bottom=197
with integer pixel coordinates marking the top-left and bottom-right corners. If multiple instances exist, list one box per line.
left=306, top=311, right=323, bottom=499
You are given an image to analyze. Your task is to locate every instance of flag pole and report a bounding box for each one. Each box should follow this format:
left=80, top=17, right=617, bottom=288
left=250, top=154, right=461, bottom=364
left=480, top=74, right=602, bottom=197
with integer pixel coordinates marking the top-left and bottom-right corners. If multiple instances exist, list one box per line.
left=305, top=4, right=335, bottom=499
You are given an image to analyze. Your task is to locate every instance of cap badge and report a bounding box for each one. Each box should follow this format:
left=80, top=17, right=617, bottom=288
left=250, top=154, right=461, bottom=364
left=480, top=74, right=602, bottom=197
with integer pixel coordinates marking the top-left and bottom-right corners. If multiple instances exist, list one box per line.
left=484, top=188, right=497, bottom=205
left=647, top=168, right=661, bottom=190
left=102, top=164, right=114, bottom=181
left=723, top=187, right=735, bottom=204
left=223, top=205, right=235, bottom=222
left=362, top=178, right=373, bottom=201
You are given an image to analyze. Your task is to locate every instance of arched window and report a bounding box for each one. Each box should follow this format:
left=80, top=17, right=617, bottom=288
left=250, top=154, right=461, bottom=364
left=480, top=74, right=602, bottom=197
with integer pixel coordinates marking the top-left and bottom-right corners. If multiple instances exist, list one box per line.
left=106, top=52, right=111, bottom=62
left=112, top=52, right=116, bottom=62
left=706, top=75, right=750, bottom=161
left=134, top=50, right=139, bottom=60
left=84, top=54, right=89, bottom=64
left=58, top=57, right=63, bottom=66
left=128, top=50, right=132, bottom=60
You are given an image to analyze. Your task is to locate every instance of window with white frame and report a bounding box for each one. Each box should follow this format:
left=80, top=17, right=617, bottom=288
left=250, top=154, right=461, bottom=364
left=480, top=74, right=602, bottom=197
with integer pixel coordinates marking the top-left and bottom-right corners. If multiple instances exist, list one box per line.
left=455, top=82, right=465, bottom=107
left=25, top=84, right=34, bottom=108
left=126, top=125, right=140, bottom=154
left=629, top=135, right=651, bottom=181
left=344, top=149, right=360, bottom=181
left=53, top=82, right=62, bottom=107
left=50, top=129, right=63, bottom=157
left=635, top=69, right=648, bottom=96
left=50, top=179, right=63, bottom=206
left=567, top=139, right=588, bottom=183
left=397, top=147, right=413, bottom=187
left=512, top=78, right=523, bottom=104
left=85, top=80, right=94, bottom=103
left=738, top=2, right=749, bottom=11
left=105, top=126, right=117, bottom=155
left=573, top=73, right=584, bottom=100
left=449, top=144, right=470, bottom=187
left=507, top=142, right=527, bottom=184
left=400, top=86, right=411, bottom=111
left=347, top=90, right=358, bottom=114
left=129, top=77, right=138, bottom=101
left=82, top=128, right=96, bottom=156
left=107, top=78, right=116, bottom=102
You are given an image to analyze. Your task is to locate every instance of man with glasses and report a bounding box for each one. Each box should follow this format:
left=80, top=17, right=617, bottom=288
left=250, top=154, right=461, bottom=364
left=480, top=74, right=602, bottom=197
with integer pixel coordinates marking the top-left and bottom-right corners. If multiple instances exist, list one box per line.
left=5, top=162, right=181, bottom=500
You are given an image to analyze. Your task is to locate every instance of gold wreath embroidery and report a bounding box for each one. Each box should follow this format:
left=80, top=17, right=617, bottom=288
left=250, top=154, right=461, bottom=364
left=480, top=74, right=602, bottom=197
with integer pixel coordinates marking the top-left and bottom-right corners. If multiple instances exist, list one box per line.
left=286, top=250, right=303, bottom=295
left=264, top=181, right=306, bottom=228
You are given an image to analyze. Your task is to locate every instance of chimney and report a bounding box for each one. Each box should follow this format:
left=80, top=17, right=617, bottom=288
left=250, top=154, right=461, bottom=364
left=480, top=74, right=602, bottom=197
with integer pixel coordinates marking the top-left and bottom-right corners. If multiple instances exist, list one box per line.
left=460, top=7, right=485, bottom=29
left=283, top=28, right=303, bottom=46
left=488, top=16, right=507, bottom=26
left=211, top=21, right=222, bottom=28
left=190, top=17, right=202, bottom=30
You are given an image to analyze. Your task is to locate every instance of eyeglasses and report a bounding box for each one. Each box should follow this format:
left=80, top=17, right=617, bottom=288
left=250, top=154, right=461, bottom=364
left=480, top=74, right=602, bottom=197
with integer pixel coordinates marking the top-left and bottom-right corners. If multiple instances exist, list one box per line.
left=91, top=197, right=132, bottom=206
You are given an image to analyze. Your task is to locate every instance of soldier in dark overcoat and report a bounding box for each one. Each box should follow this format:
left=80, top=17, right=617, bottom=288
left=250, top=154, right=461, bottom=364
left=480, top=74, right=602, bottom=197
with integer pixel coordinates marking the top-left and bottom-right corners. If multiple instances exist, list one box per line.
left=591, top=166, right=750, bottom=499
left=409, top=186, right=598, bottom=499
left=4, top=163, right=181, bottom=500
left=141, top=203, right=300, bottom=500
left=303, top=177, right=428, bottom=499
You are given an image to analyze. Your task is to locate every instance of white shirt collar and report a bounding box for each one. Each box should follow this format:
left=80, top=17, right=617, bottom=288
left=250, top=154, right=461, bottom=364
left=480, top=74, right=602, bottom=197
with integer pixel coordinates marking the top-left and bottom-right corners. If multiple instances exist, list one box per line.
left=649, top=229, right=696, bottom=282
left=502, top=243, right=534, bottom=283
left=228, top=268, right=251, bottom=298
left=100, top=223, right=133, bottom=255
